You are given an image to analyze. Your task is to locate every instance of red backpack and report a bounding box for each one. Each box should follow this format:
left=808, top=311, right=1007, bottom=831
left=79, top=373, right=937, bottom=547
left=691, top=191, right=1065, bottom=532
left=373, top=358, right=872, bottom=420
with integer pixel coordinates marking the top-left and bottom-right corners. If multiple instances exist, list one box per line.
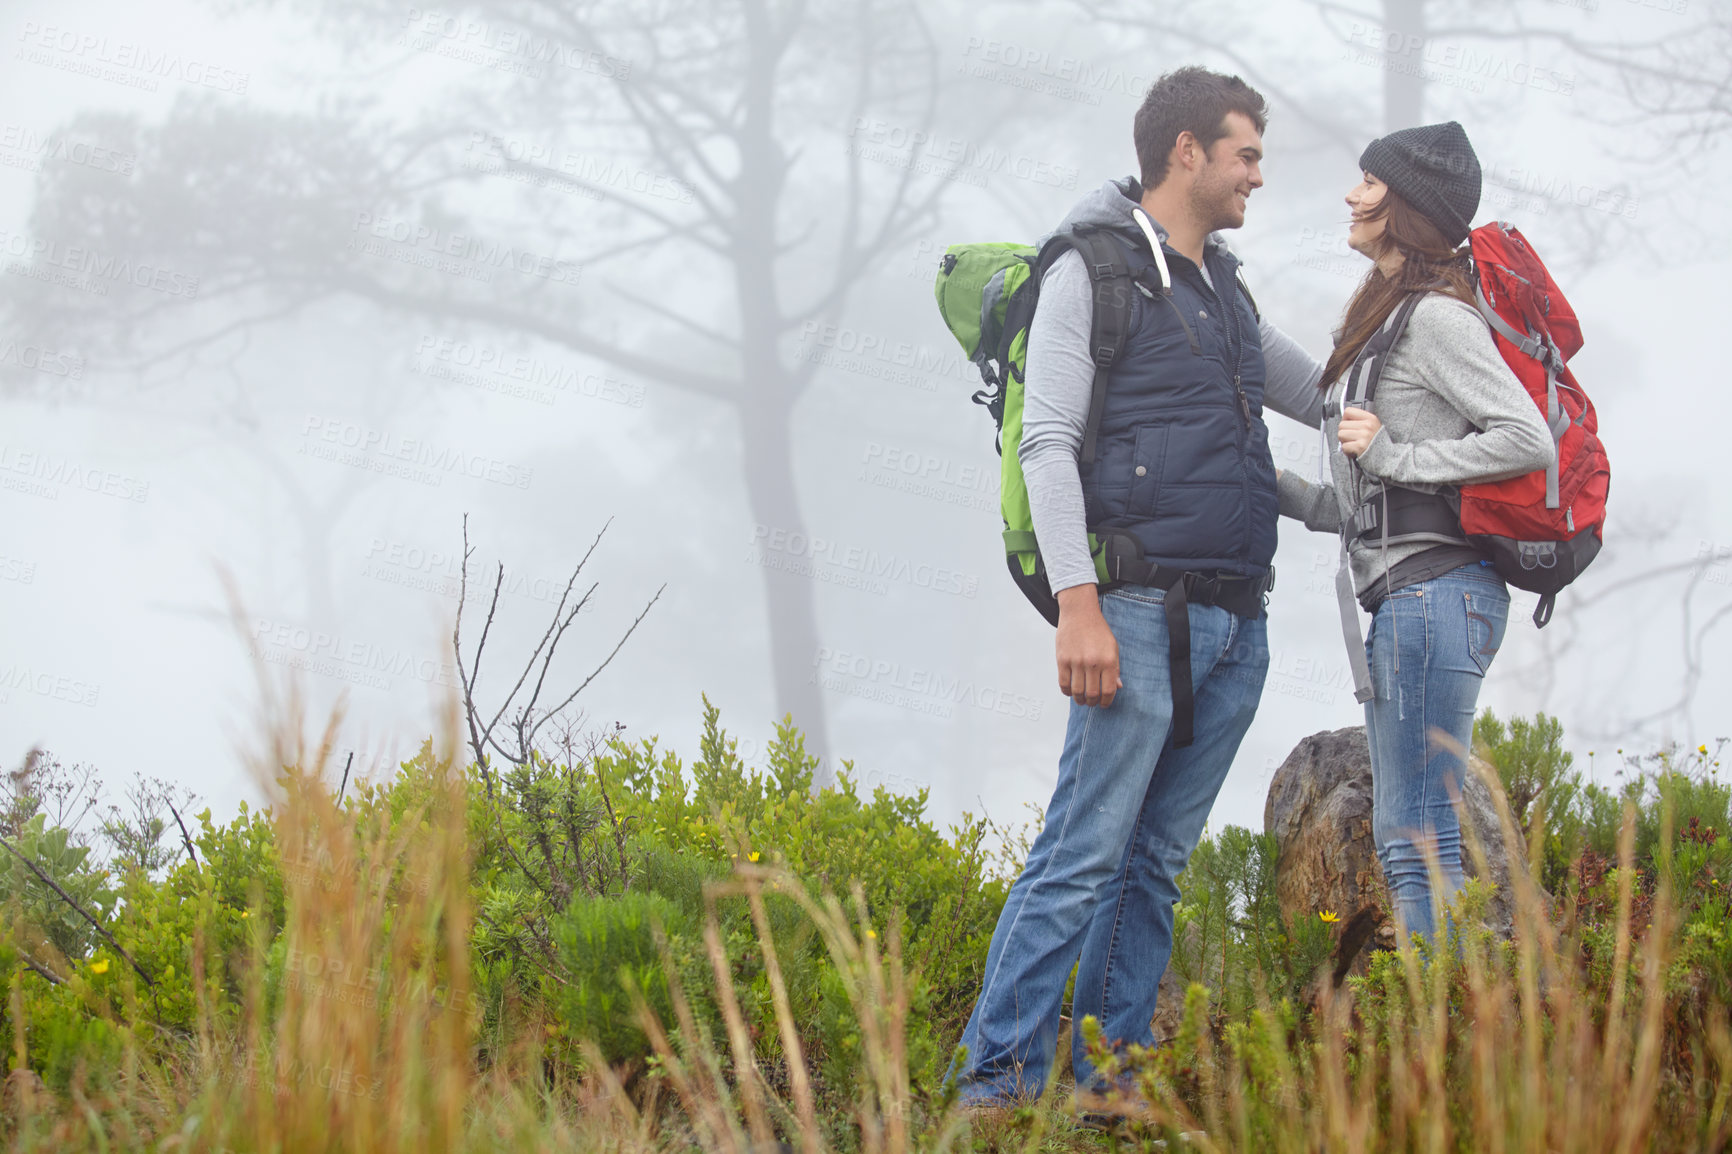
left=1343, top=222, right=1610, bottom=626
left=1460, top=222, right=1609, bottom=625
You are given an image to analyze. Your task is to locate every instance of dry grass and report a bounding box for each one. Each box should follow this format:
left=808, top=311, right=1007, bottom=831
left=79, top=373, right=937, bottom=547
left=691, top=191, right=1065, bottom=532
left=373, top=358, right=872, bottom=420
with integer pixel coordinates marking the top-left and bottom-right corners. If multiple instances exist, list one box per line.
left=3, top=656, right=1729, bottom=1151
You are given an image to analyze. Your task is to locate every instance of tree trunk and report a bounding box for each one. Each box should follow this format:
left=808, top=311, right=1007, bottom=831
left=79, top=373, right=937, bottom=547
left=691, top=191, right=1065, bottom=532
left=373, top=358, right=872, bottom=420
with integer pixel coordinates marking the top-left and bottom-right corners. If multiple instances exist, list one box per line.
left=731, top=6, right=832, bottom=780
left=738, top=396, right=833, bottom=778
left=1382, top=0, right=1428, bottom=132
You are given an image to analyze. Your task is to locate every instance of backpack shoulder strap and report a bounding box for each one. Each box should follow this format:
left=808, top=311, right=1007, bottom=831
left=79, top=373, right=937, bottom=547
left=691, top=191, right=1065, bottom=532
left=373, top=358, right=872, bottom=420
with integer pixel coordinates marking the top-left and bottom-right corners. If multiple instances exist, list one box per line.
left=1236, top=267, right=1261, bottom=323
left=1041, top=225, right=1136, bottom=467
left=1343, top=291, right=1424, bottom=410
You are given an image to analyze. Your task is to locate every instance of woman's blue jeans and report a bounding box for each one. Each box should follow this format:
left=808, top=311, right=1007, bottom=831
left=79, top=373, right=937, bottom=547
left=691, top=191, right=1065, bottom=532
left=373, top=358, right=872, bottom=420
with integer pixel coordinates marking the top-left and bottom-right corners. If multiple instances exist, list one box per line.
left=1364, top=561, right=1510, bottom=944
left=952, top=583, right=1269, bottom=1103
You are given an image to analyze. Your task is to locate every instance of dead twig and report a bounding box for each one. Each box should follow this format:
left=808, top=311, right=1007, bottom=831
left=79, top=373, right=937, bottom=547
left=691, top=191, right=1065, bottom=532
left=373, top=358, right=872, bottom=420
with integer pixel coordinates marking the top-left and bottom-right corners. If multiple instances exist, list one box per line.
left=0, top=832, right=153, bottom=990
left=167, top=800, right=200, bottom=870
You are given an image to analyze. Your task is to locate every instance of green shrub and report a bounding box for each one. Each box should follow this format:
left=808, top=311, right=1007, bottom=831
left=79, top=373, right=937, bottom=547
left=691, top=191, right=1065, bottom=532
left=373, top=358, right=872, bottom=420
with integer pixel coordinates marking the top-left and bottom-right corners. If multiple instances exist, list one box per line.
left=1170, top=825, right=1334, bottom=1018
left=552, top=890, right=685, bottom=1064
left=0, top=814, right=117, bottom=964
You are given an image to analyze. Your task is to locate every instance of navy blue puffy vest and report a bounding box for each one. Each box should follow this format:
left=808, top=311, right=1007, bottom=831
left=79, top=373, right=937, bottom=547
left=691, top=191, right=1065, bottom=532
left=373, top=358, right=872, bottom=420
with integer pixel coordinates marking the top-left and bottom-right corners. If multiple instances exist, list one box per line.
left=1079, top=227, right=1278, bottom=579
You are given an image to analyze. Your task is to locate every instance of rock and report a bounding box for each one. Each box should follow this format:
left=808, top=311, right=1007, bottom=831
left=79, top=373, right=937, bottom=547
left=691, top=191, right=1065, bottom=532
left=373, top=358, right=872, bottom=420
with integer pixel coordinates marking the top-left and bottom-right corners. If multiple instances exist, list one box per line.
left=1263, top=725, right=1524, bottom=978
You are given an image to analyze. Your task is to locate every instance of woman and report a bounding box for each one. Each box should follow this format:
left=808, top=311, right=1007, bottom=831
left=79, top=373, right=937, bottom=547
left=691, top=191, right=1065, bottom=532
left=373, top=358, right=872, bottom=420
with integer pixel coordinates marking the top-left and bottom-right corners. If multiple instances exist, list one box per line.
left=1278, top=121, right=1554, bottom=943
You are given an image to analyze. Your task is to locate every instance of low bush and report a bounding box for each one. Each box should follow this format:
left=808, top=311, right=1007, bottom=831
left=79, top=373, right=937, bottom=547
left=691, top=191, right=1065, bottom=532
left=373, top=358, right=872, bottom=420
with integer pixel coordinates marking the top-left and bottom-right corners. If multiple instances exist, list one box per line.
left=0, top=705, right=1725, bottom=1152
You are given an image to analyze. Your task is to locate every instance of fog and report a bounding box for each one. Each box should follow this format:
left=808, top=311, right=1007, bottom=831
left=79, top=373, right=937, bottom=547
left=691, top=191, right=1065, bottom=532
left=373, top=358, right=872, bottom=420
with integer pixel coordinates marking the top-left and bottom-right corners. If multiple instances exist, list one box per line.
left=1, top=0, right=1726, bottom=841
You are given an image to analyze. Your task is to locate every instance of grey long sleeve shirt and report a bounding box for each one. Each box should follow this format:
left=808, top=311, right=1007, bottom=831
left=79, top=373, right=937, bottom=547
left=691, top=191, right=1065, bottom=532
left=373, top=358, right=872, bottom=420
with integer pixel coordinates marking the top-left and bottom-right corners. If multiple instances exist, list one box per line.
left=1275, top=292, right=1556, bottom=599
left=1019, top=245, right=1328, bottom=595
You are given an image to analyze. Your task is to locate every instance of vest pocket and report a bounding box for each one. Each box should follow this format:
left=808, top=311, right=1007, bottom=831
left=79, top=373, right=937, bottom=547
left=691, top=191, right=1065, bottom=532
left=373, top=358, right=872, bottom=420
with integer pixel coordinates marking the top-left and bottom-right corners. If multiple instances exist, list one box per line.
left=1129, top=423, right=1169, bottom=515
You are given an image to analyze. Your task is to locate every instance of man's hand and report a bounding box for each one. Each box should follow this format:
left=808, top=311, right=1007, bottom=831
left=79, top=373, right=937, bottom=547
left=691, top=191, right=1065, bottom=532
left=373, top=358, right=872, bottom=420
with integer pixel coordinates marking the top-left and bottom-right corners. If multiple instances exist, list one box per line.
left=1337, top=406, right=1382, bottom=458
left=1055, top=585, right=1122, bottom=708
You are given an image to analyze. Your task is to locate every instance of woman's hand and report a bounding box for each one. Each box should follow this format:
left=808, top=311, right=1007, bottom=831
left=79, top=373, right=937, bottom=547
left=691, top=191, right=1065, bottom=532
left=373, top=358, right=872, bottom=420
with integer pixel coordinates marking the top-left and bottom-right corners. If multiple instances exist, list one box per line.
left=1337, top=407, right=1382, bottom=458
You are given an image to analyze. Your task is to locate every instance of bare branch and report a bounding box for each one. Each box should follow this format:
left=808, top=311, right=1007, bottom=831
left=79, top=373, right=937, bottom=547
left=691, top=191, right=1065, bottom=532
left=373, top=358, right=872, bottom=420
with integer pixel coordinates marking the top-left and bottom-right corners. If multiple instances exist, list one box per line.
left=0, top=832, right=152, bottom=990
left=167, top=801, right=199, bottom=870
left=526, top=583, right=667, bottom=750
left=478, top=519, right=615, bottom=762
left=453, top=514, right=501, bottom=796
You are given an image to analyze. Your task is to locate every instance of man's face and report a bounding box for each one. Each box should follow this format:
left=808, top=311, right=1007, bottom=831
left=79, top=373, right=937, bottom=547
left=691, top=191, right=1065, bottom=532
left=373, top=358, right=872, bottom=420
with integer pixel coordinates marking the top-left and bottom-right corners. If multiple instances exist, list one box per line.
left=1188, top=111, right=1265, bottom=231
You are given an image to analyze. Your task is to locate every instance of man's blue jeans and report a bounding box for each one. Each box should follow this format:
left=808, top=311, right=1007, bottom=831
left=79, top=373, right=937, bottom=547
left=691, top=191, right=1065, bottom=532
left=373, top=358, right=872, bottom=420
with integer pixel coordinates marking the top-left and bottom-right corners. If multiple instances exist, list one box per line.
left=954, top=583, right=1269, bottom=1103
left=1364, top=562, right=1510, bottom=944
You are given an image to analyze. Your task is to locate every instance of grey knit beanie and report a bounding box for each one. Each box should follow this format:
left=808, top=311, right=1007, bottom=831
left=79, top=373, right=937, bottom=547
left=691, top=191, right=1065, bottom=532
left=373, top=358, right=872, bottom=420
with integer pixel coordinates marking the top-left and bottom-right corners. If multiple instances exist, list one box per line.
left=1358, top=121, right=1482, bottom=247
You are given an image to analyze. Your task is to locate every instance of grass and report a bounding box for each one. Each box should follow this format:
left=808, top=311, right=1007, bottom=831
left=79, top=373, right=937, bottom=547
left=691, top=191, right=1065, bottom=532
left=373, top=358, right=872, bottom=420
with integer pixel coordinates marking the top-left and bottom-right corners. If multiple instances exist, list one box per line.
left=0, top=665, right=1728, bottom=1151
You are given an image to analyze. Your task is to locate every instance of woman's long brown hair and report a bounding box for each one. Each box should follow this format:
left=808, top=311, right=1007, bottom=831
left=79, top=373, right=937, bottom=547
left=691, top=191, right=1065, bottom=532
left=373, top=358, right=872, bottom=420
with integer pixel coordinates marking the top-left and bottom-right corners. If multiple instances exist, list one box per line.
left=1319, top=185, right=1478, bottom=388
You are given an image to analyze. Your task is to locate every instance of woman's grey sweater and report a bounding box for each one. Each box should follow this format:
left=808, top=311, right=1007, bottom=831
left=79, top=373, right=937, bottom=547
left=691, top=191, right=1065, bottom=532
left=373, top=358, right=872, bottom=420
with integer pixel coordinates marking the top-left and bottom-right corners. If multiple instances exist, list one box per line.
left=1275, top=292, right=1555, bottom=601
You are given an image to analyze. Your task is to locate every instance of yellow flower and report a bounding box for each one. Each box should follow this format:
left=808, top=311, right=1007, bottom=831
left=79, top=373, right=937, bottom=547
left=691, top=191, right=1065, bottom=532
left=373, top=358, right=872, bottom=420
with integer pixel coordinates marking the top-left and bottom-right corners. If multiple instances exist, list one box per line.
left=241, top=910, right=250, bottom=919
left=90, top=959, right=110, bottom=974
left=1319, top=911, right=1341, bottom=924
left=748, top=851, right=760, bottom=862
left=867, top=930, right=877, bottom=939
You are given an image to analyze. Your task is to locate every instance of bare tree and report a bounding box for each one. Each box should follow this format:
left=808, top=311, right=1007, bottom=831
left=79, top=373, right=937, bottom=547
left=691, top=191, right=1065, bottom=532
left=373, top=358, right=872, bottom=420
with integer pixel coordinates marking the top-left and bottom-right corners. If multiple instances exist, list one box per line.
left=2, top=0, right=1041, bottom=769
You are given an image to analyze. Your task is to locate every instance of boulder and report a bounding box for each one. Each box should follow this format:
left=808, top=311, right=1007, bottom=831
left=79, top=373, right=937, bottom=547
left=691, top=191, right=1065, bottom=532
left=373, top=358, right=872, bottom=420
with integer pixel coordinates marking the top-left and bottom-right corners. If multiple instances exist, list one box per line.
left=1263, top=725, right=1521, bottom=978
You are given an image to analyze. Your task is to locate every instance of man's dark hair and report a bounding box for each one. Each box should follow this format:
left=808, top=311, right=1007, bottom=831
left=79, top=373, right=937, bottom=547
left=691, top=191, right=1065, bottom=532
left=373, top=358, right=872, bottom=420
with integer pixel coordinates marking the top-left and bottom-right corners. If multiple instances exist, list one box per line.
left=1133, top=67, right=1268, bottom=189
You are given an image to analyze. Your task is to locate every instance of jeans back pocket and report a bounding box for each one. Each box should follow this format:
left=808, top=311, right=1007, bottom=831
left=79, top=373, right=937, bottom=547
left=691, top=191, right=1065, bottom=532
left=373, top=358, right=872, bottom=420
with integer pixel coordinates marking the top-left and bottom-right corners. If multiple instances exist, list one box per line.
left=1463, top=586, right=1509, bottom=677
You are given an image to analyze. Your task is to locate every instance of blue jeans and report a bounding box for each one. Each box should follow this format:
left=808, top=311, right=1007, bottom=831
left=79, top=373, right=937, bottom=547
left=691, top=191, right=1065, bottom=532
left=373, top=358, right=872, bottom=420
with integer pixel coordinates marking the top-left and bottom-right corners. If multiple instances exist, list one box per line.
left=1364, top=562, right=1510, bottom=944
left=954, top=584, right=1269, bottom=1103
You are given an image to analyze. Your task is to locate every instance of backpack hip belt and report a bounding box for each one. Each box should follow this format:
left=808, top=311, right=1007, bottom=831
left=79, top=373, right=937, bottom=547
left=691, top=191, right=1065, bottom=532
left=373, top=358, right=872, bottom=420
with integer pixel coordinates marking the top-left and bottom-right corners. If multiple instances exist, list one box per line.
left=1100, top=532, right=1270, bottom=748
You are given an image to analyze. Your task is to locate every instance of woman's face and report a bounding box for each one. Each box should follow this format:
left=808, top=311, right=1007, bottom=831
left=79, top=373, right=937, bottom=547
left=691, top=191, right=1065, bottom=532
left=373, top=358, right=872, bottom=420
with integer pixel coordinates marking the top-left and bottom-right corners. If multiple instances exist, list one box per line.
left=1345, top=171, right=1388, bottom=257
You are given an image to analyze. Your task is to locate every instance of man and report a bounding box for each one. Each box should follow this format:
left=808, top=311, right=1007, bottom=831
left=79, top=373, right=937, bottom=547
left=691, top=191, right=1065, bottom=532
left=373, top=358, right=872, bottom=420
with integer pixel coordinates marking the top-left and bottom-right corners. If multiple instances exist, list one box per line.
left=953, top=66, right=1326, bottom=1106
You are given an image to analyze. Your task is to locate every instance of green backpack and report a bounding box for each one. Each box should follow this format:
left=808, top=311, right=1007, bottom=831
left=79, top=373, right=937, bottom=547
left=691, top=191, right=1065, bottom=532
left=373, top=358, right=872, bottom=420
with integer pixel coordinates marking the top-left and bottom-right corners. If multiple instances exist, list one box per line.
left=932, top=225, right=1139, bottom=625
